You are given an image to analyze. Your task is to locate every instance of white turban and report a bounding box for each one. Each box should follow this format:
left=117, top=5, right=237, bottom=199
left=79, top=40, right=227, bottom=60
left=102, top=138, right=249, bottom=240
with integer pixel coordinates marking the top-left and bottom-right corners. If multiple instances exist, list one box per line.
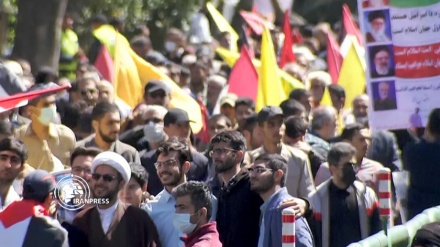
left=91, top=151, right=131, bottom=182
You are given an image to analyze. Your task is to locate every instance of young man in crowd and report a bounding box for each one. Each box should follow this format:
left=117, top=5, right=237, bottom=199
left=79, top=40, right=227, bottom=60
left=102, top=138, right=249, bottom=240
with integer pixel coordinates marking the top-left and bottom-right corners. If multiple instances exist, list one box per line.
left=76, top=101, right=141, bottom=163
left=73, top=151, right=160, bottom=246
left=172, top=181, right=222, bottom=247
left=249, top=153, right=314, bottom=247
left=249, top=106, right=315, bottom=198
left=211, top=130, right=309, bottom=247
left=119, top=162, right=149, bottom=207
left=143, top=137, right=216, bottom=247
left=309, top=143, right=381, bottom=247
left=0, top=137, right=28, bottom=211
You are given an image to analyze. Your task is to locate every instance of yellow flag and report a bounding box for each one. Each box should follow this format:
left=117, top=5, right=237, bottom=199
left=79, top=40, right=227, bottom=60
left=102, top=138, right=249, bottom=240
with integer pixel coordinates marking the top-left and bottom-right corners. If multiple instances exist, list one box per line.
left=338, top=39, right=366, bottom=110
left=129, top=49, right=203, bottom=133
left=320, top=86, right=333, bottom=107
left=206, top=2, right=239, bottom=52
left=215, top=47, right=304, bottom=98
left=257, top=26, right=286, bottom=110
left=113, top=34, right=143, bottom=108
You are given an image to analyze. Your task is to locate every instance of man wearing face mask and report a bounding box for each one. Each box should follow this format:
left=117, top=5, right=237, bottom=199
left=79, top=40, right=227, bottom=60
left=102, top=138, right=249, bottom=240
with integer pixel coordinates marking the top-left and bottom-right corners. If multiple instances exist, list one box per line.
left=172, top=181, right=222, bottom=247
left=164, top=28, right=189, bottom=64
left=309, top=143, right=381, bottom=247
left=16, top=83, right=76, bottom=172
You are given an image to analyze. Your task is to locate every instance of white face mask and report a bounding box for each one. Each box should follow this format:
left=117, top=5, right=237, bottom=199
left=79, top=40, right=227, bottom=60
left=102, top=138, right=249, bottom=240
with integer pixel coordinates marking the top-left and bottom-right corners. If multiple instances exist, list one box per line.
left=165, top=41, right=177, bottom=52
left=38, top=105, right=57, bottom=126
left=143, top=122, right=165, bottom=143
left=173, top=213, right=197, bottom=234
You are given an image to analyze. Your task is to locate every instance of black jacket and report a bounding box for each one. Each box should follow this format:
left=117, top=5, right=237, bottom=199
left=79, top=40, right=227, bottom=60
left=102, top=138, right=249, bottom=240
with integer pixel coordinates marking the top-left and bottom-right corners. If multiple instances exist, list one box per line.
left=216, top=171, right=263, bottom=247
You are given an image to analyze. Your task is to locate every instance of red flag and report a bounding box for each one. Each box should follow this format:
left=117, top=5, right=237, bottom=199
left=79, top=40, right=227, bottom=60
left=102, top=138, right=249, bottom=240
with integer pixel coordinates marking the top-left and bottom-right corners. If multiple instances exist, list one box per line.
left=228, top=45, right=258, bottom=102
left=0, top=85, right=71, bottom=113
left=342, top=4, right=363, bottom=45
left=280, top=11, right=296, bottom=68
left=94, top=46, right=114, bottom=82
left=292, top=28, right=304, bottom=44
left=194, top=99, right=210, bottom=144
left=240, top=11, right=275, bottom=36
left=327, top=33, right=343, bottom=84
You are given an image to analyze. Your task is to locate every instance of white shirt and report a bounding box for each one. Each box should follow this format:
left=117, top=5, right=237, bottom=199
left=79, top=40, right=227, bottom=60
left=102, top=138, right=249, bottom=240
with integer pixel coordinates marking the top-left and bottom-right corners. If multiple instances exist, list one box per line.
left=0, top=186, right=20, bottom=211
left=97, top=201, right=119, bottom=234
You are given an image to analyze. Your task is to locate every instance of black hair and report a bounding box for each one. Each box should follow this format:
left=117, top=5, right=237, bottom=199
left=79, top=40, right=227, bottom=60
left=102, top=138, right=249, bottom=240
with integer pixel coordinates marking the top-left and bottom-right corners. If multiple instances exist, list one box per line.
left=327, top=142, right=357, bottom=167
left=328, top=84, right=346, bottom=99
left=340, top=123, right=364, bottom=141
left=289, top=88, right=311, bottom=101
left=285, top=116, right=308, bottom=139
left=156, top=137, right=193, bottom=165
left=129, top=162, right=149, bottom=188
left=235, top=97, right=255, bottom=110
left=70, top=146, right=101, bottom=167
left=371, top=45, right=391, bottom=59
left=254, top=153, right=288, bottom=187
left=279, top=99, right=305, bottom=118
left=242, top=113, right=258, bottom=133
left=368, top=11, right=386, bottom=23
left=209, top=114, right=232, bottom=128
left=172, top=181, right=213, bottom=220
left=91, top=101, right=120, bottom=121
left=427, top=108, right=440, bottom=140
left=210, top=130, right=247, bottom=152
left=0, top=137, right=28, bottom=165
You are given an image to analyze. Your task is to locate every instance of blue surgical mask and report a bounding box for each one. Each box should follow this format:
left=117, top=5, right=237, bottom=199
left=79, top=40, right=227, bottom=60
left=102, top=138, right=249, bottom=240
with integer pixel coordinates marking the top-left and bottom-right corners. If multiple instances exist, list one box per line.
left=173, top=213, right=197, bottom=234
left=38, top=105, right=57, bottom=126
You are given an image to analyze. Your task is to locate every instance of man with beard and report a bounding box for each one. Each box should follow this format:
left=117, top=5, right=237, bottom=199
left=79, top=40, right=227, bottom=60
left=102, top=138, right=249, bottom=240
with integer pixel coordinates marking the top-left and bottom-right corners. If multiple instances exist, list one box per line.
left=0, top=137, right=28, bottom=211
left=77, top=101, right=141, bottom=163
left=143, top=137, right=216, bottom=247
left=344, top=94, right=369, bottom=126
left=309, top=143, right=381, bottom=247
left=249, top=153, right=314, bottom=247
left=366, top=11, right=390, bottom=43
left=374, top=81, right=397, bottom=111
left=73, top=151, right=161, bottom=247
left=371, top=46, right=395, bottom=78
left=211, top=130, right=309, bottom=247
left=249, top=106, right=315, bottom=198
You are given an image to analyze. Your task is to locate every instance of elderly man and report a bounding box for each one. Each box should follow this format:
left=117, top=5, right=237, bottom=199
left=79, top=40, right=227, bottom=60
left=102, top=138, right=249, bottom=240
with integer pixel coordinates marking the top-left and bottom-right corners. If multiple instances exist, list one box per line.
left=308, top=71, right=332, bottom=107
left=206, top=75, right=227, bottom=115
left=73, top=151, right=161, bottom=246
left=366, top=11, right=390, bottom=43
left=374, top=81, right=397, bottom=111
left=97, top=80, right=132, bottom=120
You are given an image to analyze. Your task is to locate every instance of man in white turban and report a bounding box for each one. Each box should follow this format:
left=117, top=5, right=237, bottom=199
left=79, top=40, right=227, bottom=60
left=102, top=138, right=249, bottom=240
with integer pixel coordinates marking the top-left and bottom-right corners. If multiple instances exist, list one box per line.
left=72, top=151, right=161, bottom=246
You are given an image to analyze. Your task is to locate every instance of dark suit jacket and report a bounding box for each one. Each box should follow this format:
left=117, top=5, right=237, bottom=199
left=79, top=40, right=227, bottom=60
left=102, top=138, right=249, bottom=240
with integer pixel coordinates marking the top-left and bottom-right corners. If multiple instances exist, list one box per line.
left=73, top=202, right=161, bottom=247
left=374, top=98, right=397, bottom=111
left=76, top=134, right=141, bottom=163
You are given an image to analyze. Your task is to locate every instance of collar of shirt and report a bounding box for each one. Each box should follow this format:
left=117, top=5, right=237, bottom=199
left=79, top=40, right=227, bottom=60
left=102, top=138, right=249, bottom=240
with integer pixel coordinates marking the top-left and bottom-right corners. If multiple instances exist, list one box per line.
left=259, top=187, right=285, bottom=213
left=97, top=201, right=119, bottom=233
left=0, top=185, right=19, bottom=210
left=157, top=189, right=175, bottom=204
left=25, top=123, right=58, bottom=138
left=89, top=136, right=116, bottom=151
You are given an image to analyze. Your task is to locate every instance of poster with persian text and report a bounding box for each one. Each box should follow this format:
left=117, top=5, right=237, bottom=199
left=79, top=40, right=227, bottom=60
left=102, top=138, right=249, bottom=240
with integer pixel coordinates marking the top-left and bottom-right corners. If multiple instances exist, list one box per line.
left=358, top=0, right=440, bottom=130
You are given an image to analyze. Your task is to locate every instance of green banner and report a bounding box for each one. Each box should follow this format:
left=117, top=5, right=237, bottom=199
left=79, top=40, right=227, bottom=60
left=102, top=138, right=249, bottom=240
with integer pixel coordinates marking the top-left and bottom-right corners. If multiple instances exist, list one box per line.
left=391, top=0, right=440, bottom=8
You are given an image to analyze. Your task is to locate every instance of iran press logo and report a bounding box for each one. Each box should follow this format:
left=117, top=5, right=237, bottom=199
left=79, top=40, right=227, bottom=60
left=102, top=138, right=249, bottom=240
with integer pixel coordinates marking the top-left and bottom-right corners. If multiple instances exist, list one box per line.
left=54, top=175, right=109, bottom=210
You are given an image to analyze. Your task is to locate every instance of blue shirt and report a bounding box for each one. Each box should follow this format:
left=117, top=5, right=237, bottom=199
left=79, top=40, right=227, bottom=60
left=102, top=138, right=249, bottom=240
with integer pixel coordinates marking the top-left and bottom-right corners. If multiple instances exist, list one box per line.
left=143, top=189, right=218, bottom=247
left=258, top=189, right=283, bottom=247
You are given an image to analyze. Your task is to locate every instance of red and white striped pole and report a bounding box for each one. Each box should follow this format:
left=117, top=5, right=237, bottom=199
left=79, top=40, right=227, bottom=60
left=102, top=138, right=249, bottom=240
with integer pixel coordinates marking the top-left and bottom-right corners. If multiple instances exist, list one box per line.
left=377, top=167, right=393, bottom=231
left=282, top=207, right=296, bottom=247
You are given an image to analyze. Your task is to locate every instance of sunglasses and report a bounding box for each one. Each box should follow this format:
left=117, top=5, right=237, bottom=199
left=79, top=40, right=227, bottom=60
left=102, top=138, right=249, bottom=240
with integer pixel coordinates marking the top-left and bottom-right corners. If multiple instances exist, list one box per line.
left=92, top=173, right=120, bottom=182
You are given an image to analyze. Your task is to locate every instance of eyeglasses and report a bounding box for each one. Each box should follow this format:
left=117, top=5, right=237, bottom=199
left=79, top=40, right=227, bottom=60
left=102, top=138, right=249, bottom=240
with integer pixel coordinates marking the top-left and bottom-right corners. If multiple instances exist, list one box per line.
left=72, top=166, right=92, bottom=174
left=209, top=148, right=237, bottom=157
left=92, top=173, right=120, bottom=182
left=154, top=159, right=178, bottom=169
left=0, top=154, right=22, bottom=166
left=248, top=167, right=273, bottom=174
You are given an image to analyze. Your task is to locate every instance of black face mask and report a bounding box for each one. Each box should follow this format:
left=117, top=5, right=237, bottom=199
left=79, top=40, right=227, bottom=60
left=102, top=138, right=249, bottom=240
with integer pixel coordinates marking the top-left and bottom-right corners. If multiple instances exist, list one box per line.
left=341, top=163, right=356, bottom=186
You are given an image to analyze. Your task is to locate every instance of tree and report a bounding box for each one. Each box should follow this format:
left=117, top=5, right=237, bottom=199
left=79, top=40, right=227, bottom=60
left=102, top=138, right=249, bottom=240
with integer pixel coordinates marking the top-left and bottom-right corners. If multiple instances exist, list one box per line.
left=12, top=0, right=68, bottom=74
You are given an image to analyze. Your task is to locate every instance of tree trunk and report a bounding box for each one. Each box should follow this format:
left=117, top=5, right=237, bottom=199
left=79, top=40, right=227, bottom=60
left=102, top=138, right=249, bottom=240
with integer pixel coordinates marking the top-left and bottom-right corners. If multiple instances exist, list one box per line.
left=12, top=0, right=68, bottom=75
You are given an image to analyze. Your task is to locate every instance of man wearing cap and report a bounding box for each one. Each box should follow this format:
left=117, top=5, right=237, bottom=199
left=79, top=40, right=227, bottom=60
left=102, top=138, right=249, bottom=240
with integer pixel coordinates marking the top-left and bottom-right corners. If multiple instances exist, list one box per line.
left=144, top=80, right=171, bottom=109
left=219, top=93, right=238, bottom=129
left=73, top=151, right=161, bottom=246
left=77, top=101, right=141, bottom=163
left=0, top=170, right=68, bottom=247
left=249, top=106, right=315, bottom=199
left=16, top=83, right=76, bottom=172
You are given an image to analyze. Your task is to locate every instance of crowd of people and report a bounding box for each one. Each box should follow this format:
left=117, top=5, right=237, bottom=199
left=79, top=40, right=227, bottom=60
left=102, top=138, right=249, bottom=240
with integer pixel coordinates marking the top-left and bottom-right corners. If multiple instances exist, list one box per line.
left=0, top=6, right=440, bottom=247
